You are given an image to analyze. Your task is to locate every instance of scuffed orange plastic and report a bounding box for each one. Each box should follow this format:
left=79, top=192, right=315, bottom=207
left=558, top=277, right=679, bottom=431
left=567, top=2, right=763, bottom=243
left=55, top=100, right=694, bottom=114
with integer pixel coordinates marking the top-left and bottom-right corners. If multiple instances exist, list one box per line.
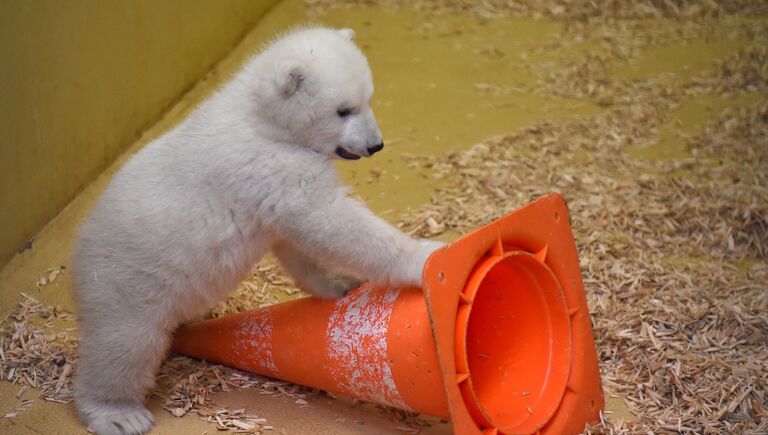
left=172, top=193, right=604, bottom=434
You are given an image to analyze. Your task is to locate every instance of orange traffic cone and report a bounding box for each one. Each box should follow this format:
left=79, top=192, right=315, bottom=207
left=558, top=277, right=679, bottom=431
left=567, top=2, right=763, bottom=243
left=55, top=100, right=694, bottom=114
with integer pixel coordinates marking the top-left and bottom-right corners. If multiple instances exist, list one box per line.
left=172, top=193, right=604, bottom=434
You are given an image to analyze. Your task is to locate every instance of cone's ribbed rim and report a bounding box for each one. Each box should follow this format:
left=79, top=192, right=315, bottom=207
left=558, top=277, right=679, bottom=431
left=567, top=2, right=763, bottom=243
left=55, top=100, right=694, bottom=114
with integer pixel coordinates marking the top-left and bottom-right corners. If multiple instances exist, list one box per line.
left=454, top=244, right=573, bottom=434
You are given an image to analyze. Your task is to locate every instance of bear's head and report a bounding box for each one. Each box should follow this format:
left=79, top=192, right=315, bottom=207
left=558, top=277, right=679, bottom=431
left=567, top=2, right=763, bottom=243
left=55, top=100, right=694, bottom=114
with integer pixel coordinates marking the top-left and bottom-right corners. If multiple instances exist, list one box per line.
left=253, top=27, right=384, bottom=160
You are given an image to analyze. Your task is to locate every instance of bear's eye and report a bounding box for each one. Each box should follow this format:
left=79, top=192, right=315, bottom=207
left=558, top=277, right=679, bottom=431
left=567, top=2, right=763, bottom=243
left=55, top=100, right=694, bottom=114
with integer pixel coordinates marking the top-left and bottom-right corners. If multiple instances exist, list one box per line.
left=337, top=107, right=352, bottom=118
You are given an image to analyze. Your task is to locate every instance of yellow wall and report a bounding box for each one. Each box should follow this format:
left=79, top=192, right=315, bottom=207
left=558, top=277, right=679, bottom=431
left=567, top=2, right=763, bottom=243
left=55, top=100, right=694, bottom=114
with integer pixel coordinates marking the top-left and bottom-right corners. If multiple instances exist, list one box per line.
left=0, top=0, right=279, bottom=267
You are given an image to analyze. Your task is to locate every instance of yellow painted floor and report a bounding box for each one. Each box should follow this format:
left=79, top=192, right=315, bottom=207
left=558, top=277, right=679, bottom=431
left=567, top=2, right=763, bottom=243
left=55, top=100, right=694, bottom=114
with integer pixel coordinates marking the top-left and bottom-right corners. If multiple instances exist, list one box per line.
left=1, top=0, right=764, bottom=433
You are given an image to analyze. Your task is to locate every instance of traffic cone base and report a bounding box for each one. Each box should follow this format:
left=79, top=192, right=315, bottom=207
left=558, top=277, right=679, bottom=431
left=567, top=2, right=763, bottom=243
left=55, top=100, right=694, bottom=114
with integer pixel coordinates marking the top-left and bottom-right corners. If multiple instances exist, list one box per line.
left=172, top=193, right=604, bottom=434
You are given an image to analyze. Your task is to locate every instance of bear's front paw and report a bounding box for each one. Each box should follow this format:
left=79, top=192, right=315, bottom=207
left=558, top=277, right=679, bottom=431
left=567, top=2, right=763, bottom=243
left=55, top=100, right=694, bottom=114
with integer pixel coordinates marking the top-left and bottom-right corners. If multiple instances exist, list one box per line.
left=309, top=273, right=364, bottom=300
left=398, top=239, right=446, bottom=285
left=416, top=239, right=446, bottom=267
left=418, top=239, right=446, bottom=253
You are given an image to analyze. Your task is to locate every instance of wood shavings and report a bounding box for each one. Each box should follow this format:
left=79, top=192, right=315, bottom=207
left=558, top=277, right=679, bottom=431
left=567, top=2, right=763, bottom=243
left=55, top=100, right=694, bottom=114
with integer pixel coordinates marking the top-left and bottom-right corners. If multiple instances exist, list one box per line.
left=200, top=408, right=268, bottom=432
left=306, top=0, right=768, bottom=20
left=391, top=30, right=768, bottom=433
left=2, top=2, right=768, bottom=433
left=36, top=266, right=65, bottom=289
left=3, top=399, right=33, bottom=420
left=152, top=355, right=313, bottom=433
left=0, top=294, right=76, bottom=405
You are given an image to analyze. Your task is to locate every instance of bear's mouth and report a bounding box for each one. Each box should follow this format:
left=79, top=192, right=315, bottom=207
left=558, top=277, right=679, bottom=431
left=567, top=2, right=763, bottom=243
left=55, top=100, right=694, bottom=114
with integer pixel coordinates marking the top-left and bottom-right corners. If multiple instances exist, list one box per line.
left=335, top=147, right=361, bottom=160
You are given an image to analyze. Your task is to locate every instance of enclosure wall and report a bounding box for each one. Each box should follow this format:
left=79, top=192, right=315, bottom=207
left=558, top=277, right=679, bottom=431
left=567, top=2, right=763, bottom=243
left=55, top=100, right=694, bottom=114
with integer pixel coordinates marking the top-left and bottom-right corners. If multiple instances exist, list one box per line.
left=0, top=0, right=280, bottom=266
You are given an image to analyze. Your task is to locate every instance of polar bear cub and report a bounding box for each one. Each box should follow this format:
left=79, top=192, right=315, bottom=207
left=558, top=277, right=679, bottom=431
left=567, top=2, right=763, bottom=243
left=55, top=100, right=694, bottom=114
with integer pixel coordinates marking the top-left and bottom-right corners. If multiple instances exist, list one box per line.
left=71, top=27, right=442, bottom=435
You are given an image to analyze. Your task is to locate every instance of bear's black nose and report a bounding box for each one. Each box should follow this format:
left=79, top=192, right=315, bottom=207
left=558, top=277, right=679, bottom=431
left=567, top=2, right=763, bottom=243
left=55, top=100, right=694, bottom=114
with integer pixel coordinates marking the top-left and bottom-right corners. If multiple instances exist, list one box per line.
left=367, top=143, right=384, bottom=155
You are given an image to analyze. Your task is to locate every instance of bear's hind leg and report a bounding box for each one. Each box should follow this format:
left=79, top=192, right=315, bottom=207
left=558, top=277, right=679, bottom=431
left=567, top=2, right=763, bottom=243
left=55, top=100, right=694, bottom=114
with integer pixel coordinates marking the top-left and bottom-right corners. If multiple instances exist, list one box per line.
left=74, top=313, right=171, bottom=435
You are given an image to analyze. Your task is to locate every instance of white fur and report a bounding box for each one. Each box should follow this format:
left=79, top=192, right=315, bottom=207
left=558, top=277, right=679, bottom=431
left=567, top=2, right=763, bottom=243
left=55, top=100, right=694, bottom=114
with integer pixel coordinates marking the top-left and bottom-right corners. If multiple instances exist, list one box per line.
left=71, top=27, right=442, bottom=435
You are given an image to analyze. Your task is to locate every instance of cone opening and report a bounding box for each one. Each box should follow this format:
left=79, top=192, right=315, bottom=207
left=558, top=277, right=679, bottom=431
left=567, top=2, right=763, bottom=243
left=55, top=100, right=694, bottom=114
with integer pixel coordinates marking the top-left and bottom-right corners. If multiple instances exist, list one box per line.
left=459, top=251, right=572, bottom=434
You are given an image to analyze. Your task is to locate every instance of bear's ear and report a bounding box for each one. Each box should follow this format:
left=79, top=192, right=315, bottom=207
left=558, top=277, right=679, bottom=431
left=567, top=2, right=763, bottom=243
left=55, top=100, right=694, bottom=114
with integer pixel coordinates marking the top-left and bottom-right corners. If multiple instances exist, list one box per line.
left=275, top=59, right=306, bottom=97
left=338, top=28, right=355, bottom=41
